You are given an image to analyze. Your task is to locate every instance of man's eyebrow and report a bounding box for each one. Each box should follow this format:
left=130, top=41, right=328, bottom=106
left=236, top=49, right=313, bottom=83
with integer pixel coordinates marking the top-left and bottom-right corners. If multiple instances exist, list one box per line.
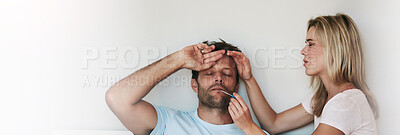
left=222, top=67, right=233, bottom=71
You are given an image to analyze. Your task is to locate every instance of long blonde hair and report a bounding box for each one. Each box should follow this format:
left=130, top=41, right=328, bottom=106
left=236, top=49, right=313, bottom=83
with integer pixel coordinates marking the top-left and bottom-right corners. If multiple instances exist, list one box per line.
left=308, top=13, right=378, bottom=118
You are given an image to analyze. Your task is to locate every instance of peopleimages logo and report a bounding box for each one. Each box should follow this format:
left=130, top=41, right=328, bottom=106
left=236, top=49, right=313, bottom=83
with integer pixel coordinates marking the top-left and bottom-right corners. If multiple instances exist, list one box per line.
left=81, top=46, right=305, bottom=70
left=82, top=47, right=169, bottom=69
left=80, top=46, right=308, bottom=88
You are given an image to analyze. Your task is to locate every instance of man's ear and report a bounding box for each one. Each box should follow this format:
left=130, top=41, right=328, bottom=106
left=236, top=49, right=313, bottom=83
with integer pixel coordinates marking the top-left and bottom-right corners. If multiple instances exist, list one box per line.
left=191, top=79, right=199, bottom=93
left=234, top=81, right=240, bottom=93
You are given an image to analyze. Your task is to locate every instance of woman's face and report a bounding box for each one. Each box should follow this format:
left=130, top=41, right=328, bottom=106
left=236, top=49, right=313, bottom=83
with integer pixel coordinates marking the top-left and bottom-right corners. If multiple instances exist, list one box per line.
left=301, top=27, right=326, bottom=76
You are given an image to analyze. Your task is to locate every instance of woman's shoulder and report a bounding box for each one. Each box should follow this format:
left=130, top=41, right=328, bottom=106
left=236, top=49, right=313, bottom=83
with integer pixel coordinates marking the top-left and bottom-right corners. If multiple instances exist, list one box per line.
left=328, top=89, right=367, bottom=105
left=320, top=89, right=376, bottom=134
left=324, top=89, right=362, bottom=112
left=321, top=89, right=371, bottom=124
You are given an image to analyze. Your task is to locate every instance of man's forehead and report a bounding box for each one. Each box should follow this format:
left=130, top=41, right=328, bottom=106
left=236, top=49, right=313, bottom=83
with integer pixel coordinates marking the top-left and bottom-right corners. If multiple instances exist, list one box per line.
left=210, top=55, right=236, bottom=70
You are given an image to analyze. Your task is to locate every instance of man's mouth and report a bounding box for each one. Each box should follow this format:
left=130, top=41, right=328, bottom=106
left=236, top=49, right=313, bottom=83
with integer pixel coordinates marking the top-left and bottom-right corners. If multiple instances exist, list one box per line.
left=210, top=86, right=225, bottom=91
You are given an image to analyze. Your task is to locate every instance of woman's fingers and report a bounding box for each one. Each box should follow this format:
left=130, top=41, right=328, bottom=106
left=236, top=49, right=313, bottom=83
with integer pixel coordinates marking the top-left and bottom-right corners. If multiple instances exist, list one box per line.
left=228, top=105, right=236, bottom=117
left=227, top=51, right=244, bottom=58
left=230, top=93, right=251, bottom=117
left=232, top=56, right=243, bottom=69
left=233, top=93, right=249, bottom=110
left=230, top=98, right=244, bottom=114
left=227, top=51, right=252, bottom=80
left=227, top=51, right=246, bottom=64
left=229, top=101, right=240, bottom=116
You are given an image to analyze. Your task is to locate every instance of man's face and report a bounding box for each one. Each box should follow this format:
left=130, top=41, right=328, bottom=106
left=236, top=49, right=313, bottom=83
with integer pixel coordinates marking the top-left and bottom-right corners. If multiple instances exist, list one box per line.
left=194, top=55, right=239, bottom=110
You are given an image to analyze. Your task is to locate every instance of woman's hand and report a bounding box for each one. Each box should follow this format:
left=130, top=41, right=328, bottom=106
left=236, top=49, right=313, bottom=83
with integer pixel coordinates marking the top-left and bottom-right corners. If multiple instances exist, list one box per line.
left=229, top=93, right=267, bottom=135
left=227, top=51, right=253, bottom=81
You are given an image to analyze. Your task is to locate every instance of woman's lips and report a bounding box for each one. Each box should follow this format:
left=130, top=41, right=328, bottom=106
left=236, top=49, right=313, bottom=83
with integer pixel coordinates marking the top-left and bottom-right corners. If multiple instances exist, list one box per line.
left=303, top=59, right=308, bottom=66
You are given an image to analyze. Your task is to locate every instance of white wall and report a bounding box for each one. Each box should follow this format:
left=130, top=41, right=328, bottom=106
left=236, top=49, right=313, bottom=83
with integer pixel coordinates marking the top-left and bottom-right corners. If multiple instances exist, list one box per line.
left=1, top=0, right=399, bottom=135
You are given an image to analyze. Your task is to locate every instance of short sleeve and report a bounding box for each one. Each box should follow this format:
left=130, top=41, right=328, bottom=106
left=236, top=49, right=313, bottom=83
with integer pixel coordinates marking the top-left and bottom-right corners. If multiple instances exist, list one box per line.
left=319, top=96, right=361, bottom=134
left=301, top=93, right=314, bottom=115
left=150, top=104, right=178, bottom=135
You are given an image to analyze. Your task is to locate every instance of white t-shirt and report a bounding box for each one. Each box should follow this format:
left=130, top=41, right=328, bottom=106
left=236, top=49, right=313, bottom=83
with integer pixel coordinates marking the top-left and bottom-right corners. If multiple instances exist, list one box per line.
left=150, top=105, right=270, bottom=135
left=301, top=89, right=377, bottom=135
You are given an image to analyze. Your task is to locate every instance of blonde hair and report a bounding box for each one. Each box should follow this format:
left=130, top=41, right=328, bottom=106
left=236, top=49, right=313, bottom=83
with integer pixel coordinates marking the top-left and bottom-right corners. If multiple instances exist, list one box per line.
left=307, top=13, right=378, bottom=118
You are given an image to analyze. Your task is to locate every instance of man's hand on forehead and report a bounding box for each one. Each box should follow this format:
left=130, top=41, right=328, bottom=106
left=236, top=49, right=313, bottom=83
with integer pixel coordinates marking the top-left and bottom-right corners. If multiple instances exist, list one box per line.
left=179, top=43, right=225, bottom=71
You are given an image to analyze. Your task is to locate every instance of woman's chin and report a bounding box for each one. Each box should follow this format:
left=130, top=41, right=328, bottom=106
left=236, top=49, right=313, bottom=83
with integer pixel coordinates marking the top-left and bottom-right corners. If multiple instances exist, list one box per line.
left=305, top=70, right=317, bottom=76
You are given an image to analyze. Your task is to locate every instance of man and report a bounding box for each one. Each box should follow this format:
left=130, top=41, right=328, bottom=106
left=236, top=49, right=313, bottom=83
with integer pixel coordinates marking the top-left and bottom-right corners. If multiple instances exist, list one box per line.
left=106, top=40, right=268, bottom=135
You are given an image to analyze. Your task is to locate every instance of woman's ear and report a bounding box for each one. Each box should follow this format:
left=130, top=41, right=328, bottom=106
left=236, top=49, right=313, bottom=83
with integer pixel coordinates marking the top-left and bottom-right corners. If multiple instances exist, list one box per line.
left=191, top=79, right=199, bottom=93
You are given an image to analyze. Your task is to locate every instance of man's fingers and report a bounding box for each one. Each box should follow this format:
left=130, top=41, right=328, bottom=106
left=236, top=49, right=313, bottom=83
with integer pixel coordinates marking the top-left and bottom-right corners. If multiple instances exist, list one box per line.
left=203, top=44, right=215, bottom=53
left=204, top=54, right=223, bottom=63
left=196, top=44, right=214, bottom=53
left=192, top=45, right=204, bottom=63
left=195, top=43, right=205, bottom=50
left=203, top=50, right=225, bottom=59
left=199, top=61, right=216, bottom=71
left=194, top=43, right=217, bottom=64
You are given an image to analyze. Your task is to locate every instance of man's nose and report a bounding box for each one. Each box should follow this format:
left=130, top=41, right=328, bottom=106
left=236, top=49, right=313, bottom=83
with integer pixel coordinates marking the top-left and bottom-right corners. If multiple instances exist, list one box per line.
left=214, top=73, right=223, bottom=83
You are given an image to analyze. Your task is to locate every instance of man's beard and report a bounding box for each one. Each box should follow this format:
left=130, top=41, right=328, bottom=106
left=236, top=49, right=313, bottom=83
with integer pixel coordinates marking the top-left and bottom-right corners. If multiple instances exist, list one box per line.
left=198, top=83, right=234, bottom=111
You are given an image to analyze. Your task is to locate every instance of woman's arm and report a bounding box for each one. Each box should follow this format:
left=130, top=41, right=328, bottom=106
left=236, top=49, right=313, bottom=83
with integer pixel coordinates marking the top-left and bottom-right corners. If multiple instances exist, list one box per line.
left=243, top=77, right=313, bottom=134
left=312, top=124, right=344, bottom=135
left=227, top=51, right=313, bottom=134
left=229, top=93, right=267, bottom=135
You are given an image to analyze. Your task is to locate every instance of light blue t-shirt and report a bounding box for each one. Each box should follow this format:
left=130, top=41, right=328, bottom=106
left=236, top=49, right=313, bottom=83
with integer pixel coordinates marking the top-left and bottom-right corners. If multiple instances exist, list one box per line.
left=150, top=105, right=269, bottom=135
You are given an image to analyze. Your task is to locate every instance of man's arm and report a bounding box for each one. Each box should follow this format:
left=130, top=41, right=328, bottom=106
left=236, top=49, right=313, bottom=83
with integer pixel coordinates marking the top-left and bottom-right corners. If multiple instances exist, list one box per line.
left=105, top=52, right=181, bottom=134
left=105, top=44, right=225, bottom=134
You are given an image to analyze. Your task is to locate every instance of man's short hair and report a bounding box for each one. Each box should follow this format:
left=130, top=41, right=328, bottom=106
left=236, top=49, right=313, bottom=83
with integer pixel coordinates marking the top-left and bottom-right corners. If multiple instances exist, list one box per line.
left=191, top=39, right=242, bottom=83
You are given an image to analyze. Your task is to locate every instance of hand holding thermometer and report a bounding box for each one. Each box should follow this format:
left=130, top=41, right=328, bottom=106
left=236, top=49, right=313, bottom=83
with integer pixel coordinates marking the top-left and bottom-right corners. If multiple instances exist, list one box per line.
left=219, top=90, right=236, bottom=99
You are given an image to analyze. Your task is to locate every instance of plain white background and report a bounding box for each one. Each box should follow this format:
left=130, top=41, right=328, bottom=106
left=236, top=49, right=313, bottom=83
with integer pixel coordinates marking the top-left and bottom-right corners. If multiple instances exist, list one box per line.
left=1, top=0, right=399, bottom=135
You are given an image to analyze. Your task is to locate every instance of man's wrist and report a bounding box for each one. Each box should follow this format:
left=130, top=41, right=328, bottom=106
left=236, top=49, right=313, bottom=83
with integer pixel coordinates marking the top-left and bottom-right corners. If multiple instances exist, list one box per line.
left=168, top=50, right=184, bottom=70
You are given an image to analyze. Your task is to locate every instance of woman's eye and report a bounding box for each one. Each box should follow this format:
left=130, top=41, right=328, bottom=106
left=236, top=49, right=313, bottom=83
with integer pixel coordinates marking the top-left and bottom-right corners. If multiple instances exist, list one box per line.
left=308, top=43, right=313, bottom=47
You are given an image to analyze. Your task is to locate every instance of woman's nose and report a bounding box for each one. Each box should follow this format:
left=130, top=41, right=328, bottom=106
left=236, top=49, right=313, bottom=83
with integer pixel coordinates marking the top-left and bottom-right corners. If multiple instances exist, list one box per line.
left=301, top=46, right=308, bottom=56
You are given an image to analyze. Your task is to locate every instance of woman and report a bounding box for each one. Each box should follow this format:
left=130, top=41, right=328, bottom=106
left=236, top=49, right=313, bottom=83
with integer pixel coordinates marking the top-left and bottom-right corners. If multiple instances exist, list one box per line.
left=227, top=13, right=378, bottom=135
